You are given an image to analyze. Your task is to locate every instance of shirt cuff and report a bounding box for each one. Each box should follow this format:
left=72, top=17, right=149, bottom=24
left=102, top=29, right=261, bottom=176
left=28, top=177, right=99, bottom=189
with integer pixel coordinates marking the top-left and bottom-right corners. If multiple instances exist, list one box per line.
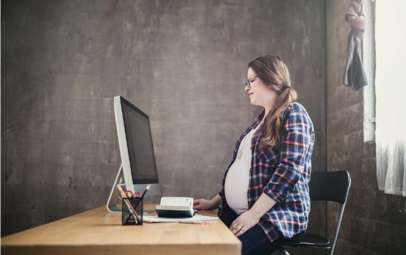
left=262, top=186, right=285, bottom=204
left=219, top=190, right=224, bottom=197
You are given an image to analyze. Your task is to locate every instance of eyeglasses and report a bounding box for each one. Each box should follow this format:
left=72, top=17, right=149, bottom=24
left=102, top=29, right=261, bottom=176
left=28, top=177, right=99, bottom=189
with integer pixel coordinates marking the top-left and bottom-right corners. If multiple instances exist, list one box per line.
left=245, top=76, right=258, bottom=88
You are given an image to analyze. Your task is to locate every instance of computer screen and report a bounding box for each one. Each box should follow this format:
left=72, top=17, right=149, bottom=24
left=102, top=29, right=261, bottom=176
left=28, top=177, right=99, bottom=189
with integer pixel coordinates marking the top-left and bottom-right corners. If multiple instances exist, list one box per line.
left=121, top=99, right=158, bottom=183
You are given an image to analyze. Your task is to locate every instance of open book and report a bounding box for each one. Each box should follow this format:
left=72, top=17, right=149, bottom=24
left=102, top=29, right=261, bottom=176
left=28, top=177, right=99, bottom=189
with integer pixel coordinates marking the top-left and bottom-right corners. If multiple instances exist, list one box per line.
left=155, top=197, right=194, bottom=218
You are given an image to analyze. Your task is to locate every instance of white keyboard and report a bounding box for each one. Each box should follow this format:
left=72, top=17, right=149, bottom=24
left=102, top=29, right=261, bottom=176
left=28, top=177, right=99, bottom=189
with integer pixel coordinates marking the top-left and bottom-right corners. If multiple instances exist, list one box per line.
left=160, top=197, right=193, bottom=207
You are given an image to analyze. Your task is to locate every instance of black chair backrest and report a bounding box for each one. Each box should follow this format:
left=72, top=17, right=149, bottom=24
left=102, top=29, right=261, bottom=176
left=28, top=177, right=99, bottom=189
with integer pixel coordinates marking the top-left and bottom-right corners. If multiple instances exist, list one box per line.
left=309, top=171, right=351, bottom=204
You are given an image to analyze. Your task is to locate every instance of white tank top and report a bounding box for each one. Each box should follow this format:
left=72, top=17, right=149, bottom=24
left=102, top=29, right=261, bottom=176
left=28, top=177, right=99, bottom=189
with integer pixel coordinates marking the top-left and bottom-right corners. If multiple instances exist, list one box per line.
left=224, top=124, right=260, bottom=215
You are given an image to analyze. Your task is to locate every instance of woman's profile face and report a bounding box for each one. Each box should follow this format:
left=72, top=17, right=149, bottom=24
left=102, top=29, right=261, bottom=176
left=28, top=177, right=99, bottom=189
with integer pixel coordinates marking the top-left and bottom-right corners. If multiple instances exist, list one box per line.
left=245, top=67, right=278, bottom=109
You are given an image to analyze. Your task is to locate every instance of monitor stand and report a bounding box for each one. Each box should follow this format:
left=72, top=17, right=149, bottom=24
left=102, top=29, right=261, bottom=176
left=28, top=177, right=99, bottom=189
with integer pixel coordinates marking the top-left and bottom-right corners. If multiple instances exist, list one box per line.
left=106, top=164, right=154, bottom=214
left=106, top=164, right=125, bottom=213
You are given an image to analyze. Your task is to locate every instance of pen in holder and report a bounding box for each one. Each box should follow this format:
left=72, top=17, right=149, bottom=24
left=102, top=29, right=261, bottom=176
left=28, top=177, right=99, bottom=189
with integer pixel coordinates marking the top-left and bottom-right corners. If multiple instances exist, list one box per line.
left=121, top=197, right=143, bottom=225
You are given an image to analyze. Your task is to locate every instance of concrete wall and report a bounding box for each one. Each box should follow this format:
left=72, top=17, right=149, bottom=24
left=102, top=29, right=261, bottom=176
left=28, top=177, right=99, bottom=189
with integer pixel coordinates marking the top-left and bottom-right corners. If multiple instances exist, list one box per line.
left=326, top=1, right=406, bottom=255
left=1, top=0, right=326, bottom=242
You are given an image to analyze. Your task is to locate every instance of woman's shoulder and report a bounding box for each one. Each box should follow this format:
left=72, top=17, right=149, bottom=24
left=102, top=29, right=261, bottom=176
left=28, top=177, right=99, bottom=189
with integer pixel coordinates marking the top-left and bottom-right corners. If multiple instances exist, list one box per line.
left=284, top=102, right=308, bottom=114
left=283, top=102, right=313, bottom=125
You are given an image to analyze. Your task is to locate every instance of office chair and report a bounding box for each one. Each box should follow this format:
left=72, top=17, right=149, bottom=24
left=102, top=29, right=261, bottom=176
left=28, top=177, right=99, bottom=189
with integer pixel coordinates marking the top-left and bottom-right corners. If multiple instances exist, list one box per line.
left=278, top=171, right=351, bottom=255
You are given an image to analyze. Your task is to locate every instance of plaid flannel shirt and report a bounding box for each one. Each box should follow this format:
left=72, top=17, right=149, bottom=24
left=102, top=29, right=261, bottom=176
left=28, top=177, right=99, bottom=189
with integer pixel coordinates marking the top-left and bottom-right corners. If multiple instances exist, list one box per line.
left=218, top=102, right=315, bottom=242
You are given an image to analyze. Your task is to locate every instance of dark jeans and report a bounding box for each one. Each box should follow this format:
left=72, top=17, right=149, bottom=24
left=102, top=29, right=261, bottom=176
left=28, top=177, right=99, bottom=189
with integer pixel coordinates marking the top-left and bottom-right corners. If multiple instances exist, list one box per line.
left=220, top=208, right=304, bottom=255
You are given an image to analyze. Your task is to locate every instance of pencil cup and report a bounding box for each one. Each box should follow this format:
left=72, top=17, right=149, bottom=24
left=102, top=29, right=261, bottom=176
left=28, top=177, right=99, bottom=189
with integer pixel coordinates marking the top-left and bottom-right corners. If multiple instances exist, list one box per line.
left=121, top=197, right=143, bottom=225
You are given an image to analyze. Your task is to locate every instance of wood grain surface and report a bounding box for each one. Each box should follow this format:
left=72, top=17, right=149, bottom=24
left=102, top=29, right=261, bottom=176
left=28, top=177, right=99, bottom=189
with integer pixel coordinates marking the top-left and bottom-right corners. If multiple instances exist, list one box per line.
left=1, top=205, right=241, bottom=255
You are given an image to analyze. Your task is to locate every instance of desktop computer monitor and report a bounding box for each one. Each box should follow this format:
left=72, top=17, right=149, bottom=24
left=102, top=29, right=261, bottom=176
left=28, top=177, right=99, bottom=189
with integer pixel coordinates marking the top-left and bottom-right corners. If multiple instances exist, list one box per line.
left=107, top=96, right=160, bottom=213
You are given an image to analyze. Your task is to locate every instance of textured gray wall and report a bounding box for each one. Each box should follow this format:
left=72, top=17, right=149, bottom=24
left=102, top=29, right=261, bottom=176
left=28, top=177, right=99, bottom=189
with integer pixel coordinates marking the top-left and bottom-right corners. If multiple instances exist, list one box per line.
left=1, top=0, right=326, bottom=242
left=326, top=1, right=406, bottom=255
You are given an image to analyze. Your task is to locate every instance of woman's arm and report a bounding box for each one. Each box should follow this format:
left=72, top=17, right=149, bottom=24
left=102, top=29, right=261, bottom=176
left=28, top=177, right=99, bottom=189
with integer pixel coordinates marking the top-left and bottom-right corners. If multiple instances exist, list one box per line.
left=262, top=105, right=313, bottom=203
left=211, top=194, right=221, bottom=209
left=193, top=194, right=221, bottom=210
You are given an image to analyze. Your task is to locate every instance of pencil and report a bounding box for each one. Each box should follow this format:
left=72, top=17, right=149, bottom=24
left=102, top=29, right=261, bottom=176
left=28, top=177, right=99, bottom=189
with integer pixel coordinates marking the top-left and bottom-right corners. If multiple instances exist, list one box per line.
left=176, top=220, right=208, bottom=225
left=133, top=184, right=151, bottom=210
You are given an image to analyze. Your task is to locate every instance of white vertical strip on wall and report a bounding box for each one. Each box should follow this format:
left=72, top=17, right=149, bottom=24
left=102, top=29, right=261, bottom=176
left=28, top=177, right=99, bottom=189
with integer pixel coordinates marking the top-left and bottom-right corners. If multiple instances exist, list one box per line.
left=363, top=0, right=376, bottom=142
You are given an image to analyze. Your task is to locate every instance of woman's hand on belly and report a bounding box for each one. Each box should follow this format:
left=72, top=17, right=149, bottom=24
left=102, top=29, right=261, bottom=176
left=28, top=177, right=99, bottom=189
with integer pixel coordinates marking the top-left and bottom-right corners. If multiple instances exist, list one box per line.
left=230, top=211, right=260, bottom=237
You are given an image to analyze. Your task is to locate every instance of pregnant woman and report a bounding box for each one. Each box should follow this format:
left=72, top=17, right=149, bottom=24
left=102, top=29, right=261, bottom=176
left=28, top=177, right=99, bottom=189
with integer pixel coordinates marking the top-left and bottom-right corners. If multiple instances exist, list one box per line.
left=194, top=55, right=315, bottom=255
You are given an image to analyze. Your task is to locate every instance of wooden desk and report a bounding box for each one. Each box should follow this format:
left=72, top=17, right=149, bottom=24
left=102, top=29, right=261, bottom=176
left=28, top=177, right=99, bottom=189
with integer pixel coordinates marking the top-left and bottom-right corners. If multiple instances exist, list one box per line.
left=1, top=205, right=241, bottom=255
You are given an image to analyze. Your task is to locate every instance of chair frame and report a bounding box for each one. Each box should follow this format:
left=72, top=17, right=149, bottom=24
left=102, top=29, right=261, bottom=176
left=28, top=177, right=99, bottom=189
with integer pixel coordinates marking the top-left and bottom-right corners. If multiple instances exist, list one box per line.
left=278, top=171, right=351, bottom=255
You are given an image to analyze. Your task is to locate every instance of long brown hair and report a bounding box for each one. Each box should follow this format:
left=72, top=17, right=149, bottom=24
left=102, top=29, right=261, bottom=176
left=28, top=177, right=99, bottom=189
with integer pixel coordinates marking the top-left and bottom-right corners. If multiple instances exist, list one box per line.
left=248, top=55, right=297, bottom=152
